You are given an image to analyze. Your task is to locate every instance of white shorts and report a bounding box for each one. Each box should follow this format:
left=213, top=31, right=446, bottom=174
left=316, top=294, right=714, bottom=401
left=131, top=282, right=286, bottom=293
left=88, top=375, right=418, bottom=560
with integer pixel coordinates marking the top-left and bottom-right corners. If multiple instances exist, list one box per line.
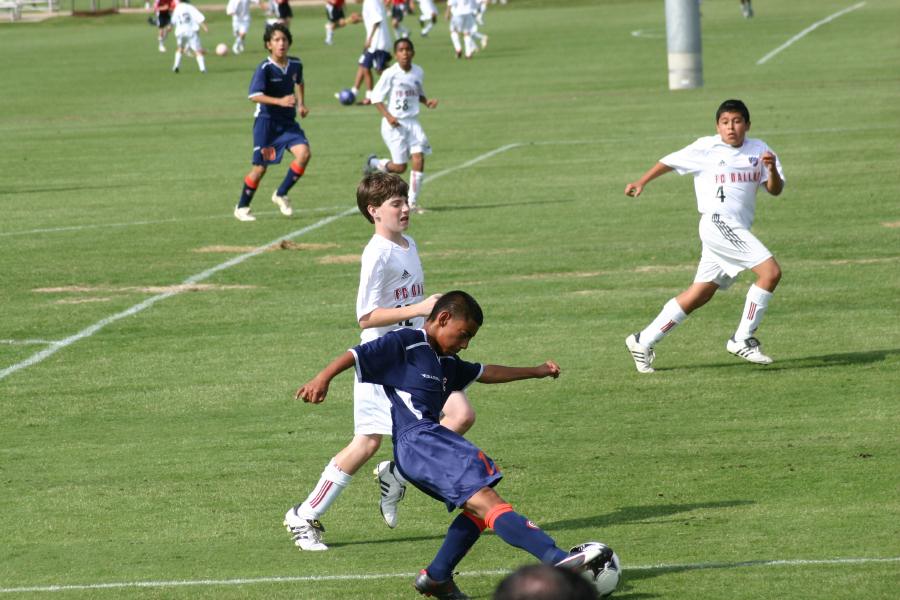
left=232, top=15, right=250, bottom=35
left=176, top=32, right=202, bottom=53
left=418, top=0, right=437, bottom=19
left=353, top=380, right=393, bottom=435
left=381, top=117, right=431, bottom=165
left=694, top=213, right=772, bottom=290
left=450, top=13, right=476, bottom=33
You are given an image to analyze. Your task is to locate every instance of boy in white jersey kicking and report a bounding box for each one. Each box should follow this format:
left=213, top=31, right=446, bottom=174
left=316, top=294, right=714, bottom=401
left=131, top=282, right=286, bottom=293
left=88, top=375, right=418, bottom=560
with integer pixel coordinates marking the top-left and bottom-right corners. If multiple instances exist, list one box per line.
left=171, top=0, right=209, bottom=73
left=283, top=173, right=477, bottom=551
left=623, top=99, right=785, bottom=372
left=226, top=0, right=256, bottom=55
left=364, top=38, right=438, bottom=213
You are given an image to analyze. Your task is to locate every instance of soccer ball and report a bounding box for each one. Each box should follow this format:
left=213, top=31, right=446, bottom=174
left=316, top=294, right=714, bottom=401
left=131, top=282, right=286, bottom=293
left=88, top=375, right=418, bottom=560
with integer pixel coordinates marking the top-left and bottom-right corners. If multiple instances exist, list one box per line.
left=576, top=542, right=621, bottom=597
left=338, top=88, right=356, bottom=106
left=215, top=43, right=229, bottom=56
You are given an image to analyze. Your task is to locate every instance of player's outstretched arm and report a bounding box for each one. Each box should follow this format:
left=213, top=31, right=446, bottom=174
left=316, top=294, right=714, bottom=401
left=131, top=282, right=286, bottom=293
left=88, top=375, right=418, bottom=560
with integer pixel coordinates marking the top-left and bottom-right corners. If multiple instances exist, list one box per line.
left=359, top=293, right=442, bottom=329
left=294, top=351, right=356, bottom=404
left=761, top=151, right=784, bottom=196
left=478, top=361, right=561, bottom=384
left=624, top=162, right=673, bottom=197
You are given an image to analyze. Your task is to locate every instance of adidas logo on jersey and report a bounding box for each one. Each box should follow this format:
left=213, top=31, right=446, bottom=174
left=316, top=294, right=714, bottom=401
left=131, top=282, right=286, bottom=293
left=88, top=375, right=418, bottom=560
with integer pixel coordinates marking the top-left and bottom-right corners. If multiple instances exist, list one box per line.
left=401, top=270, right=411, bottom=279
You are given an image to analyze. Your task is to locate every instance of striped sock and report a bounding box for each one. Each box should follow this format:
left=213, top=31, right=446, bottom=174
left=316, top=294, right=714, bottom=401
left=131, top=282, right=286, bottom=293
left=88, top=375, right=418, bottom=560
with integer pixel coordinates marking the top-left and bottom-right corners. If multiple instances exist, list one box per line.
left=733, top=284, right=773, bottom=341
left=640, top=298, right=688, bottom=347
left=295, top=459, right=352, bottom=520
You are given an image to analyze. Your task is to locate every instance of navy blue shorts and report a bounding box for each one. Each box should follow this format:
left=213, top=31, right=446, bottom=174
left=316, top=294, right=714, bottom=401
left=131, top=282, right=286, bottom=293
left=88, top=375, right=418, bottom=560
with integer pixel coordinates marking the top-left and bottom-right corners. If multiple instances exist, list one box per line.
left=277, top=1, right=292, bottom=19
left=358, top=50, right=391, bottom=72
left=252, top=118, right=308, bottom=166
left=391, top=6, right=405, bottom=21
left=325, top=5, right=344, bottom=23
left=394, top=420, right=503, bottom=511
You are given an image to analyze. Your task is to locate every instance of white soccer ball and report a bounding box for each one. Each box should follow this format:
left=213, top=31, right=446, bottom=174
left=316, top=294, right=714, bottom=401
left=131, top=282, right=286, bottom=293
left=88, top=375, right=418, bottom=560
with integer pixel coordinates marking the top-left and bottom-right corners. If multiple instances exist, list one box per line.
left=215, top=43, right=229, bottom=56
left=577, top=542, right=621, bottom=597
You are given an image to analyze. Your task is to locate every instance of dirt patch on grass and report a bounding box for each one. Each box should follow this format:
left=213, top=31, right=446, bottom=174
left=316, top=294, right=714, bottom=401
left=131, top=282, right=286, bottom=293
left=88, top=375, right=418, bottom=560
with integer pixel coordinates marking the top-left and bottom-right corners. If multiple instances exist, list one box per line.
left=194, top=241, right=339, bottom=253
left=35, top=284, right=256, bottom=294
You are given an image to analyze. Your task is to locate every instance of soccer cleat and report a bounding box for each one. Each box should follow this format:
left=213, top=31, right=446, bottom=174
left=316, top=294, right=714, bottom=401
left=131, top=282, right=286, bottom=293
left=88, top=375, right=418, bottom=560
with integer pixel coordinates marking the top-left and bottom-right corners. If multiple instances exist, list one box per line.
left=173, top=66, right=179, bottom=74
left=479, top=35, right=489, bottom=50
left=625, top=333, right=655, bottom=373
left=555, top=541, right=608, bottom=573
left=234, top=206, right=256, bottom=222
left=271, top=191, right=293, bottom=216
left=283, top=507, right=328, bottom=551
left=363, top=153, right=378, bottom=176
left=158, top=43, right=166, bottom=53
left=408, top=199, right=425, bottom=214
left=413, top=569, right=469, bottom=600
left=374, top=460, right=406, bottom=528
left=726, top=336, right=772, bottom=364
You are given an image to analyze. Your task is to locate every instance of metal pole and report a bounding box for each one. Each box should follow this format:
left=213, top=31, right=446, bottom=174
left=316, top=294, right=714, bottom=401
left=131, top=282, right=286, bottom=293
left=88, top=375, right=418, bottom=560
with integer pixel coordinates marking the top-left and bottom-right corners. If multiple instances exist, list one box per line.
left=665, top=0, right=703, bottom=90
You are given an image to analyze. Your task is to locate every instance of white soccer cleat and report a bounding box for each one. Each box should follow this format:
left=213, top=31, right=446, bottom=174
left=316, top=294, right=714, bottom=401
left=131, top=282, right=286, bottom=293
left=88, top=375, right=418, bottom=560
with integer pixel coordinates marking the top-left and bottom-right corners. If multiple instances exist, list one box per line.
left=233, top=206, right=256, bottom=222
left=625, top=333, right=655, bottom=373
left=363, top=153, right=378, bottom=176
left=374, top=460, right=406, bottom=529
left=271, top=191, right=293, bottom=216
left=554, top=541, right=605, bottom=573
left=158, top=43, right=166, bottom=53
left=283, top=507, right=328, bottom=551
left=479, top=35, right=489, bottom=50
left=726, top=336, right=772, bottom=364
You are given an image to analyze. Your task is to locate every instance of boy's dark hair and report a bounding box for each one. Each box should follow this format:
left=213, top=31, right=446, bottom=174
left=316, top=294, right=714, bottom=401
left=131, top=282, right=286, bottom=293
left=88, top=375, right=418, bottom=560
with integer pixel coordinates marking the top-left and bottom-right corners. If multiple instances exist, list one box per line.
left=356, top=172, right=409, bottom=223
left=494, top=564, right=598, bottom=600
left=264, top=23, right=293, bottom=48
left=716, top=99, right=750, bottom=124
left=429, top=291, right=484, bottom=326
left=394, top=37, right=414, bottom=52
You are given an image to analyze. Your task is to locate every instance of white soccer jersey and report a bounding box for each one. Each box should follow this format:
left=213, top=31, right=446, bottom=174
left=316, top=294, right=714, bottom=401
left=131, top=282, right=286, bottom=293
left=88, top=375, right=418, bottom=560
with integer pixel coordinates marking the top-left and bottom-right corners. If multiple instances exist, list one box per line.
left=362, top=0, right=391, bottom=53
left=226, top=0, right=252, bottom=20
left=356, top=234, right=426, bottom=343
left=660, top=135, right=785, bottom=229
left=171, top=2, right=205, bottom=36
left=447, top=0, right=476, bottom=16
left=370, top=63, right=426, bottom=120
left=418, top=0, right=437, bottom=18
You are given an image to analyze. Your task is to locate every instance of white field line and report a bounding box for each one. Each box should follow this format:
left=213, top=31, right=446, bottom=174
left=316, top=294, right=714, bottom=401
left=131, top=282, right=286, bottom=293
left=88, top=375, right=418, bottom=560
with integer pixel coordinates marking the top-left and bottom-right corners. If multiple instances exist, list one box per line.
left=0, top=145, right=521, bottom=383
left=1, top=557, right=897, bottom=594
left=757, top=2, right=866, bottom=65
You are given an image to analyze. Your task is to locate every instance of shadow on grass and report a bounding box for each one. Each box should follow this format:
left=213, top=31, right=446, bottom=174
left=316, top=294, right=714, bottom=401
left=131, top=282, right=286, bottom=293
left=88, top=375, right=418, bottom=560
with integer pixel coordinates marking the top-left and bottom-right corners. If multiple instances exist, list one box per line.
left=331, top=500, right=754, bottom=550
left=656, top=348, right=900, bottom=372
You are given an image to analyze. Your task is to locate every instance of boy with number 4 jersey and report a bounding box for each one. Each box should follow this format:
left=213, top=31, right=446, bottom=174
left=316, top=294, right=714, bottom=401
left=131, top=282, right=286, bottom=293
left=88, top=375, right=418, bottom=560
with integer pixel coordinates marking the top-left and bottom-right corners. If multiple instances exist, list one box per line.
left=365, top=38, right=437, bottom=213
left=283, top=173, right=476, bottom=551
left=624, top=99, right=785, bottom=372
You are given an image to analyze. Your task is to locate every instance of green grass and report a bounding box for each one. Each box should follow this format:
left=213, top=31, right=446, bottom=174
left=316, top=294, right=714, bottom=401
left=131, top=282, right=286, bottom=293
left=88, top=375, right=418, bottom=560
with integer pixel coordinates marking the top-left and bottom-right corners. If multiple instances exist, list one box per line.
left=1, top=0, right=899, bottom=598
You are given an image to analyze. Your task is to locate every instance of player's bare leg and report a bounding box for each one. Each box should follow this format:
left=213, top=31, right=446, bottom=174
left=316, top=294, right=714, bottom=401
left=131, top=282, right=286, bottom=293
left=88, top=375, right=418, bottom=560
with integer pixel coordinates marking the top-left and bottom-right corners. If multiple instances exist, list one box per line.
left=440, top=391, right=475, bottom=434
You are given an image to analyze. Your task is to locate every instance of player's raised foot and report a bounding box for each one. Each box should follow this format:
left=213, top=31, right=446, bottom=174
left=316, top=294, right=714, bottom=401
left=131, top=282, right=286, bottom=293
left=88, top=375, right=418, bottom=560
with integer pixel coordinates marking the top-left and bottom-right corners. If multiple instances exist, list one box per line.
left=726, top=336, right=772, bottom=364
left=625, top=333, right=655, bottom=373
left=158, top=43, right=166, bottom=53
left=413, top=569, right=469, bottom=600
left=374, top=460, right=406, bottom=528
left=233, top=206, right=256, bottom=222
left=555, top=541, right=608, bottom=573
left=479, top=35, right=488, bottom=50
left=283, top=506, right=328, bottom=551
left=271, top=191, right=293, bottom=216
left=363, top=153, right=378, bottom=175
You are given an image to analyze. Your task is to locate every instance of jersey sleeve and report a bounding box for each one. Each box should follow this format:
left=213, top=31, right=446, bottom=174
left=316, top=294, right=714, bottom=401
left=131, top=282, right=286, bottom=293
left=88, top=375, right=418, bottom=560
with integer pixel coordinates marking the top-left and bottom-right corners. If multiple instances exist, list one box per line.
left=660, top=138, right=707, bottom=176
left=370, top=69, right=392, bottom=105
left=448, top=357, right=483, bottom=392
left=356, top=247, right=386, bottom=322
left=351, top=331, right=406, bottom=387
left=248, top=65, right=266, bottom=99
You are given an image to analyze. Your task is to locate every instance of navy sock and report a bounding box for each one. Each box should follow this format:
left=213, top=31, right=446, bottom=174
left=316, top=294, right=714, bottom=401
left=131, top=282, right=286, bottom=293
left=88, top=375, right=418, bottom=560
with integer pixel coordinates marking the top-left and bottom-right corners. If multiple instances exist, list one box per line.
left=489, top=508, right=568, bottom=565
left=276, top=162, right=304, bottom=197
left=426, top=513, right=483, bottom=582
left=238, top=176, right=257, bottom=209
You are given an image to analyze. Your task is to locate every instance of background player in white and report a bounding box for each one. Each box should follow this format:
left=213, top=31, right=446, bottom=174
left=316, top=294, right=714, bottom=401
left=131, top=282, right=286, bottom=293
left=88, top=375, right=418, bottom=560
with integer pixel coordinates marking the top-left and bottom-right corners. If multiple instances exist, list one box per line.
left=283, top=173, right=476, bottom=551
left=340, top=0, right=393, bottom=105
left=226, top=0, right=256, bottom=55
left=171, top=0, right=208, bottom=74
left=324, top=0, right=361, bottom=46
left=416, top=0, right=438, bottom=36
left=446, top=0, right=483, bottom=59
left=364, top=38, right=438, bottom=213
left=623, top=99, right=785, bottom=372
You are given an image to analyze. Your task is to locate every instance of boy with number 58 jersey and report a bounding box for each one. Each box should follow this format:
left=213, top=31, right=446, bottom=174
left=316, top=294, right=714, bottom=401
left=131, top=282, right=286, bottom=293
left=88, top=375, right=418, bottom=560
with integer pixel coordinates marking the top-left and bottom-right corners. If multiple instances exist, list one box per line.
left=623, top=99, right=786, bottom=372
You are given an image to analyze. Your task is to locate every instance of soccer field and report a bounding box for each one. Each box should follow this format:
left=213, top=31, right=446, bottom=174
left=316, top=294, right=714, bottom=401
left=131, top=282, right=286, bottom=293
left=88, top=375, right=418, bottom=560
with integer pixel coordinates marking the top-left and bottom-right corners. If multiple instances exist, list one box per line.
left=1, top=0, right=898, bottom=598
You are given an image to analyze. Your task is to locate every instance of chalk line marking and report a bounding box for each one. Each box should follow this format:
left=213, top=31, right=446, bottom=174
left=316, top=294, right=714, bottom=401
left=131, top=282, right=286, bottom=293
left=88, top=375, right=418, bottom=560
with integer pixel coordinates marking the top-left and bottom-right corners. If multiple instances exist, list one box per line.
left=757, top=2, right=866, bottom=65
left=0, top=145, right=521, bottom=383
left=2, top=557, right=897, bottom=594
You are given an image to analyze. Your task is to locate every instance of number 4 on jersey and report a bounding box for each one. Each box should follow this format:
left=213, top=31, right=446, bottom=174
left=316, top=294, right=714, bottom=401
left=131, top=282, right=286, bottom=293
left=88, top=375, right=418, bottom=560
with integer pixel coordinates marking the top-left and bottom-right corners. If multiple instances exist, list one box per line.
left=716, top=186, right=726, bottom=202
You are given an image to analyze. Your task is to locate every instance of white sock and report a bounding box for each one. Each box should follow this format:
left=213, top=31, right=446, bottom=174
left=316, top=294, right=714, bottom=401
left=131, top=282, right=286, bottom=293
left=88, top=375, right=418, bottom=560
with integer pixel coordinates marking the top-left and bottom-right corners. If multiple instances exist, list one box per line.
left=409, top=170, right=423, bottom=205
left=450, top=31, right=462, bottom=53
left=173, top=51, right=183, bottom=69
left=325, top=24, right=334, bottom=43
left=295, top=459, right=353, bottom=521
left=639, top=298, right=688, bottom=347
left=463, top=34, right=476, bottom=57
left=376, top=158, right=390, bottom=172
left=733, top=284, right=772, bottom=341
left=196, top=54, right=206, bottom=72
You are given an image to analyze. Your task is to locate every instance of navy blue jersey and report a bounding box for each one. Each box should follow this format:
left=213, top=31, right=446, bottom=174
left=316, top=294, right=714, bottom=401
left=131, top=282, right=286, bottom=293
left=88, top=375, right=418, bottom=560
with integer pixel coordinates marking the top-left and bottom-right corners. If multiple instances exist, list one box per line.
left=248, top=57, right=304, bottom=122
left=351, top=328, right=483, bottom=432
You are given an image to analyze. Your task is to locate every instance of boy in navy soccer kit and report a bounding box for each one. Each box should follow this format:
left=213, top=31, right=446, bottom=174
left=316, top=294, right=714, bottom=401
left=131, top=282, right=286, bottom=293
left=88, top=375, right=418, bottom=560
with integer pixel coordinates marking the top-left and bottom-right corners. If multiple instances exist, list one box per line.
left=235, top=23, right=311, bottom=222
left=295, top=291, right=610, bottom=598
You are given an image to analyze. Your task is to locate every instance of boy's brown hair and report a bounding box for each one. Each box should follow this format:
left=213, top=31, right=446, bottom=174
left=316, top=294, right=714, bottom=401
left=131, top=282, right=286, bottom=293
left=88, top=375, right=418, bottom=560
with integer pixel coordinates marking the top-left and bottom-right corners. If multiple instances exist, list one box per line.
left=356, top=172, right=409, bottom=223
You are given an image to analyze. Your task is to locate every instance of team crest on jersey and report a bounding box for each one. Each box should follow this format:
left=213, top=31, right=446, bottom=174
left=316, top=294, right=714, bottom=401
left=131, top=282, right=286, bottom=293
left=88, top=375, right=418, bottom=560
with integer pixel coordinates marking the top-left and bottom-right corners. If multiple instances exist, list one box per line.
left=749, top=156, right=759, bottom=166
